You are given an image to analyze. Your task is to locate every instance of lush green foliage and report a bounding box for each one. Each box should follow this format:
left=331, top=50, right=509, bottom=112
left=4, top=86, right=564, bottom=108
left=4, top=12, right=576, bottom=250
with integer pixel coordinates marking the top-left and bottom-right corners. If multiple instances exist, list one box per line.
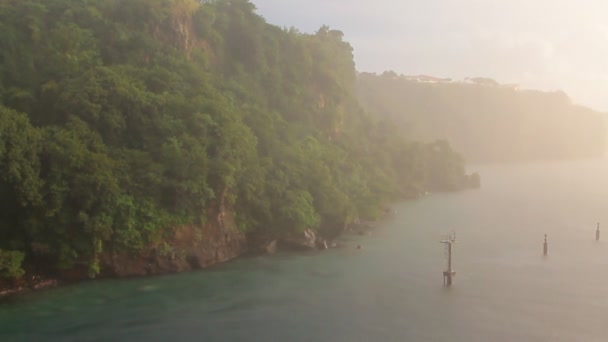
left=0, top=249, right=25, bottom=279
left=0, top=0, right=473, bottom=279
left=357, top=72, right=606, bottom=162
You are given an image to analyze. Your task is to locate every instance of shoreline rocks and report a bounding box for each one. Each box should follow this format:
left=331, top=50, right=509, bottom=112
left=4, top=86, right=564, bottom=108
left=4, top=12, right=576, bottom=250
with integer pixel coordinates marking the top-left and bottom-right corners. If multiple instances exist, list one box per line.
left=0, top=276, right=60, bottom=299
left=279, top=229, right=319, bottom=251
left=0, top=211, right=385, bottom=300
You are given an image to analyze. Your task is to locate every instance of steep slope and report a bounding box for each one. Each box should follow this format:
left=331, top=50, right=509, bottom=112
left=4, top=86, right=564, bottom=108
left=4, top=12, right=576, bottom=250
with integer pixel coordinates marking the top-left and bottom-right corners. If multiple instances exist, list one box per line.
left=0, top=0, right=476, bottom=285
left=357, top=72, right=606, bottom=162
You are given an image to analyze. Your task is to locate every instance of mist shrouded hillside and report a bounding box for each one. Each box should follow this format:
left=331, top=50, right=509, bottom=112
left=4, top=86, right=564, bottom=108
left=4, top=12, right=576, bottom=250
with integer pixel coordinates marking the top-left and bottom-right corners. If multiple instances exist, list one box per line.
left=356, top=72, right=606, bottom=162
left=0, top=0, right=477, bottom=282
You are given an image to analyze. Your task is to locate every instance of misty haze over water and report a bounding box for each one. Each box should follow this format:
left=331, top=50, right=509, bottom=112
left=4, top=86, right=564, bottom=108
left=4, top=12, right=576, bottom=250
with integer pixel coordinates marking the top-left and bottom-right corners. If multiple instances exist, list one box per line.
left=3, top=159, right=608, bottom=341
left=1, top=1, right=607, bottom=341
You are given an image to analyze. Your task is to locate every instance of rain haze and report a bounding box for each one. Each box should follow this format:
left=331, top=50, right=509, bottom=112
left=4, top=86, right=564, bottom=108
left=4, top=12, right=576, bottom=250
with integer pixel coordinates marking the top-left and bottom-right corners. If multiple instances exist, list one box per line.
left=2, top=1, right=608, bottom=341
left=254, top=0, right=608, bottom=111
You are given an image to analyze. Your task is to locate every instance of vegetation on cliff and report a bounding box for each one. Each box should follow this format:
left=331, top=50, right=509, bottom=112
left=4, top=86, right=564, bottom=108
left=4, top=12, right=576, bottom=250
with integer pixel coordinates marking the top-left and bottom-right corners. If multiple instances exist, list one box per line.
left=0, top=0, right=475, bottom=280
left=357, top=72, right=606, bottom=162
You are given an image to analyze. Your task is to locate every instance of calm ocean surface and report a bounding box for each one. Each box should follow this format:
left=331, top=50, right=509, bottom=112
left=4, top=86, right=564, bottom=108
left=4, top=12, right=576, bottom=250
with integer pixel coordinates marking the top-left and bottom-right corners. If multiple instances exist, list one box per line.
left=2, top=160, right=608, bottom=341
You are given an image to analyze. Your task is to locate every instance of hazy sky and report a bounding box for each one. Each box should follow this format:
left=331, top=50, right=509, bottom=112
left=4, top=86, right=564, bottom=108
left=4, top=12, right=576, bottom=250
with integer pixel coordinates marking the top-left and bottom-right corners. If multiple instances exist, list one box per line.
left=252, top=0, right=608, bottom=111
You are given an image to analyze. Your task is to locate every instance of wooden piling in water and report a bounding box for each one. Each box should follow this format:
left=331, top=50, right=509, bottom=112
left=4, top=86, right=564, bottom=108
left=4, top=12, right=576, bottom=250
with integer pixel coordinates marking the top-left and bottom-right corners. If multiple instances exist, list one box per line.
left=543, top=234, right=548, bottom=256
left=441, top=233, right=456, bottom=286
left=596, top=223, right=600, bottom=241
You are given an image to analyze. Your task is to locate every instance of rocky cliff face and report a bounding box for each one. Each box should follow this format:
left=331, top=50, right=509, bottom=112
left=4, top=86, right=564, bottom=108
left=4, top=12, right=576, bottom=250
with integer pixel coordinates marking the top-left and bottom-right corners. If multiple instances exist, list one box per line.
left=101, top=209, right=246, bottom=278
left=0, top=212, right=372, bottom=297
left=1, top=209, right=247, bottom=297
left=1, top=202, right=384, bottom=297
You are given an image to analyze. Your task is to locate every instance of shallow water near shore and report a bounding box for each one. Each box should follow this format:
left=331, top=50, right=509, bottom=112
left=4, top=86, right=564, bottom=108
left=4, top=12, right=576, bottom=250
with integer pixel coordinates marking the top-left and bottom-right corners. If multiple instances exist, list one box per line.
left=2, top=159, right=608, bottom=341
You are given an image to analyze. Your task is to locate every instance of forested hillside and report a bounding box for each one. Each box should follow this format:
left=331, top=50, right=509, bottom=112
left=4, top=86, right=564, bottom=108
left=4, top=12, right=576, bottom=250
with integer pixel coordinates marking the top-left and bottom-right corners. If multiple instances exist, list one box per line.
left=0, top=0, right=476, bottom=281
left=357, top=72, right=606, bottom=162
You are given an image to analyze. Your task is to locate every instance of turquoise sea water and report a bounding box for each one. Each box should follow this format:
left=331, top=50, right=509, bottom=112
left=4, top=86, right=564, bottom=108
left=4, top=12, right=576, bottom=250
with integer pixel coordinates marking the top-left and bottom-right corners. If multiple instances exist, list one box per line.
left=2, top=160, right=608, bottom=341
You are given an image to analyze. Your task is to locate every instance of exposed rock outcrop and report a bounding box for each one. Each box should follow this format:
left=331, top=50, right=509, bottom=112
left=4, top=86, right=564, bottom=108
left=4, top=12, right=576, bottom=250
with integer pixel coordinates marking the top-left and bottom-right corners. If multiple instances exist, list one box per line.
left=279, top=229, right=319, bottom=251
left=264, top=240, right=278, bottom=255
left=101, top=208, right=246, bottom=278
left=0, top=276, right=59, bottom=299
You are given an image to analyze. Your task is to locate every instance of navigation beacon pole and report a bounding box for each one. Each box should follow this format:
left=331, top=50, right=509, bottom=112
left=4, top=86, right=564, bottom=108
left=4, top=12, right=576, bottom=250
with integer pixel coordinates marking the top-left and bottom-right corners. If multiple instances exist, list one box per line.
left=441, top=232, right=456, bottom=286
left=596, top=223, right=600, bottom=241
left=543, top=234, right=548, bottom=256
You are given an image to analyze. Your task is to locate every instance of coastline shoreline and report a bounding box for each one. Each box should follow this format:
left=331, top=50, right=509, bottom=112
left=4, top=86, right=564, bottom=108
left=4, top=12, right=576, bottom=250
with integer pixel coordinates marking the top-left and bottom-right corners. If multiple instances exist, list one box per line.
left=0, top=212, right=387, bottom=301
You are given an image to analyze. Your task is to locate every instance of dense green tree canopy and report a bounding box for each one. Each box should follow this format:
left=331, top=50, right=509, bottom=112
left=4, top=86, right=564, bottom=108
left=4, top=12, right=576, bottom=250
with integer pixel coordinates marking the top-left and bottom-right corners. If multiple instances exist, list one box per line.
left=0, top=0, right=474, bottom=279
